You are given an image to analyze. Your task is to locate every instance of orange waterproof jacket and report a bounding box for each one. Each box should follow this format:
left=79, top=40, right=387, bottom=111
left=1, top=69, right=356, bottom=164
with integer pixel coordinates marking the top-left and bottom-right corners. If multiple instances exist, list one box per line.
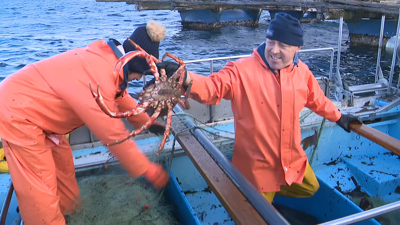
left=189, top=45, right=342, bottom=192
left=0, top=40, right=151, bottom=177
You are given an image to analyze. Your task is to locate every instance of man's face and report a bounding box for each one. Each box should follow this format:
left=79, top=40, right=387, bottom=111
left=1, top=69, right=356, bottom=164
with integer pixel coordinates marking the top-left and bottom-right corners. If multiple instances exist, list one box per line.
left=264, top=38, right=301, bottom=70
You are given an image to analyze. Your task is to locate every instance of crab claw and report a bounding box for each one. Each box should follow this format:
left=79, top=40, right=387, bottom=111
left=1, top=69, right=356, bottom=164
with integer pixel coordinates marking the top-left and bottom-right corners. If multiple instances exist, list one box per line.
left=114, top=50, right=161, bottom=82
left=89, top=82, right=97, bottom=99
left=114, top=51, right=140, bottom=77
left=89, top=82, right=118, bottom=117
left=90, top=82, right=152, bottom=118
left=128, top=39, right=159, bottom=63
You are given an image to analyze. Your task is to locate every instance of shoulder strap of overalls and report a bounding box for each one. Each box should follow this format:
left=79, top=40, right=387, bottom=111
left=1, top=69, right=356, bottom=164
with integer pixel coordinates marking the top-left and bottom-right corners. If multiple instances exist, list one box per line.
left=107, top=39, right=129, bottom=98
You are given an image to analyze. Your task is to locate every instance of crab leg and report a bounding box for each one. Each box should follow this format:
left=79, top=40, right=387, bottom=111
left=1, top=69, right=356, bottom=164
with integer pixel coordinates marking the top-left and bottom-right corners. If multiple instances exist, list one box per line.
left=128, top=39, right=160, bottom=63
left=106, top=102, right=162, bottom=146
left=156, top=101, right=174, bottom=155
left=181, top=80, right=193, bottom=110
left=162, top=52, right=187, bottom=85
left=170, top=67, right=188, bottom=85
left=162, top=52, right=184, bottom=65
left=90, top=49, right=162, bottom=118
left=114, top=51, right=160, bottom=82
left=161, top=52, right=192, bottom=109
left=90, top=82, right=151, bottom=118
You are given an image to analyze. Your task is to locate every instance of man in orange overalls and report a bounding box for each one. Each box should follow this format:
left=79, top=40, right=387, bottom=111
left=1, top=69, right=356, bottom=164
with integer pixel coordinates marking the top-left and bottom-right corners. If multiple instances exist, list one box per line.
left=0, top=20, right=169, bottom=224
left=152, top=13, right=361, bottom=203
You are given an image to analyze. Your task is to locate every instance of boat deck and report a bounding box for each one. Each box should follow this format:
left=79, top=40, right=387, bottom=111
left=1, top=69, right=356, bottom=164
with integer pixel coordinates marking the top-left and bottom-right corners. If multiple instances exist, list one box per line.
left=2, top=14, right=400, bottom=223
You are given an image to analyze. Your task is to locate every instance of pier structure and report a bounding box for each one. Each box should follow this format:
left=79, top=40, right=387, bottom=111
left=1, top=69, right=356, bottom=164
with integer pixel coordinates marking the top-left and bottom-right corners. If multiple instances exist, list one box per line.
left=97, top=0, right=400, bottom=47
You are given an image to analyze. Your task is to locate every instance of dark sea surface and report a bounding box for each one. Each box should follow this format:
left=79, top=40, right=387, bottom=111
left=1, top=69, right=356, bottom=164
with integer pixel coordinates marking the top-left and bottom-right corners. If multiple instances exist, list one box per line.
left=1, top=0, right=398, bottom=93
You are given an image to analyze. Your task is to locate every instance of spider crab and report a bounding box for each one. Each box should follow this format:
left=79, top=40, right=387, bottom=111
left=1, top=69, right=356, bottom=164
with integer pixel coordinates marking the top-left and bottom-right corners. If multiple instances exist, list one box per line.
left=90, top=40, right=192, bottom=155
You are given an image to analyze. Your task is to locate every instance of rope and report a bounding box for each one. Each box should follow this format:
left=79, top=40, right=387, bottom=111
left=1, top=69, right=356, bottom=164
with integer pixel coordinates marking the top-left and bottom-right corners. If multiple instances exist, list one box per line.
left=165, top=112, right=235, bottom=171
left=309, top=118, right=327, bottom=166
left=300, top=109, right=315, bottom=123
left=299, top=109, right=329, bottom=166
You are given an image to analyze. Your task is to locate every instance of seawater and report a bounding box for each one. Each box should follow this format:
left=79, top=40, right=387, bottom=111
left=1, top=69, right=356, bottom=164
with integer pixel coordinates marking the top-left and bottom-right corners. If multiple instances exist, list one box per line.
left=0, top=0, right=398, bottom=92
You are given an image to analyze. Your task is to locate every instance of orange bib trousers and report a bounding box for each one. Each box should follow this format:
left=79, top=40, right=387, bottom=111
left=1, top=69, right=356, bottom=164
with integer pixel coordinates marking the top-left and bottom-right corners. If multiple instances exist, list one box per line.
left=3, top=135, right=80, bottom=225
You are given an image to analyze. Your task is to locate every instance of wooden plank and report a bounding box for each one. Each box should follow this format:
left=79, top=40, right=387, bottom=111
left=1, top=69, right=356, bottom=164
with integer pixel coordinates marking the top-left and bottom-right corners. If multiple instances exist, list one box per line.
left=349, top=123, right=400, bottom=156
left=324, top=0, right=400, bottom=15
left=170, top=118, right=267, bottom=225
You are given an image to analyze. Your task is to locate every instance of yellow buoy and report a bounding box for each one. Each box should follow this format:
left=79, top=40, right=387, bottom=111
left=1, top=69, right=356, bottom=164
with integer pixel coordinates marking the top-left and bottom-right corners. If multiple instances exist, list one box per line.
left=0, top=147, right=9, bottom=173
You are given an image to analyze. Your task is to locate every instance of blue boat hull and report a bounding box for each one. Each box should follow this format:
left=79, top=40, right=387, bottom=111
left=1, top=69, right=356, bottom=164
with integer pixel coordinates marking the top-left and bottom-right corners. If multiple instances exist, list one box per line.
left=269, top=10, right=318, bottom=23
left=345, top=18, right=399, bottom=46
left=1, top=38, right=400, bottom=223
left=274, top=178, right=380, bottom=224
left=178, top=9, right=261, bottom=29
left=1, top=100, right=399, bottom=224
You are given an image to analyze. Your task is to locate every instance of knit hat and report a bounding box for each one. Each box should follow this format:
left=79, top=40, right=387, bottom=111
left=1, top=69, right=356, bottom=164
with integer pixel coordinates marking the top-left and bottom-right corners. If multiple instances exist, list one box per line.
left=266, top=13, right=303, bottom=46
left=123, top=21, right=166, bottom=73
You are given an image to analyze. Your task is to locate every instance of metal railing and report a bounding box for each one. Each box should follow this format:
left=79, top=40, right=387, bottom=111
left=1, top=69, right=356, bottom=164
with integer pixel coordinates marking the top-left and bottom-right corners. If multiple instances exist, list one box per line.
left=319, top=200, right=400, bottom=225
left=389, top=9, right=400, bottom=93
left=63, top=13, right=400, bottom=225
left=184, top=47, right=335, bottom=80
left=345, top=9, right=400, bottom=97
left=180, top=16, right=400, bottom=225
left=184, top=47, right=336, bottom=123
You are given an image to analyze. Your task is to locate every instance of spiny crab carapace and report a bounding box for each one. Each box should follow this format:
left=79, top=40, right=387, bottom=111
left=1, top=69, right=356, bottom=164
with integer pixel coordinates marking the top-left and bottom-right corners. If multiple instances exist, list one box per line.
left=90, top=40, right=192, bottom=155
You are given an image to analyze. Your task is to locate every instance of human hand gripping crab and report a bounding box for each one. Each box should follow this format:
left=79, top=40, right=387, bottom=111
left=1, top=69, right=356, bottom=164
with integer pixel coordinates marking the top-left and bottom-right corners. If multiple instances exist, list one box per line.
left=90, top=40, right=192, bottom=155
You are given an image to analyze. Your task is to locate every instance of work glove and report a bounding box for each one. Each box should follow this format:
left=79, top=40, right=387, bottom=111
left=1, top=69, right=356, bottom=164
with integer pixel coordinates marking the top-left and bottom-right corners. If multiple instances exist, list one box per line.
left=143, top=163, right=170, bottom=189
left=143, top=61, right=187, bottom=90
left=148, top=122, right=166, bottom=136
left=336, top=113, right=362, bottom=133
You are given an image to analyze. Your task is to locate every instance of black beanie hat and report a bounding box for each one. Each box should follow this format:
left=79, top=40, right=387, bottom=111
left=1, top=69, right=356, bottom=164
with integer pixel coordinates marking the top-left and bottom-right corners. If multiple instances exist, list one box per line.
left=266, top=13, right=303, bottom=46
left=122, top=21, right=166, bottom=74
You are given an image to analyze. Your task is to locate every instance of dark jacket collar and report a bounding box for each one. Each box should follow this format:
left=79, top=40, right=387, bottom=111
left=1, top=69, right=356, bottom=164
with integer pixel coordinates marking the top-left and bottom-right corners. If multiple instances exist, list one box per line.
left=107, top=39, right=129, bottom=98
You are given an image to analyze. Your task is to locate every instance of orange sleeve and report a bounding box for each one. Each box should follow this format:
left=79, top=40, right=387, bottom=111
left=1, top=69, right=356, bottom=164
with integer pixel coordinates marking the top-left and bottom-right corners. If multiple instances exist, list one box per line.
left=32, top=43, right=152, bottom=178
left=66, top=91, right=151, bottom=177
left=188, top=62, right=238, bottom=105
left=305, top=69, right=341, bottom=122
left=50, top=72, right=150, bottom=178
left=115, top=90, right=151, bottom=128
left=77, top=98, right=151, bottom=177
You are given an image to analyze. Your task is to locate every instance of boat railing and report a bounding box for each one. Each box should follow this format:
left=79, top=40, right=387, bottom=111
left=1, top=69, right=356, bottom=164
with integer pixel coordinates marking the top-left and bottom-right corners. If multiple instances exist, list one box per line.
left=318, top=200, right=400, bottom=225
left=72, top=12, right=400, bottom=147
left=355, top=96, right=400, bottom=117
left=183, top=47, right=336, bottom=123
left=182, top=14, right=400, bottom=116
left=184, top=47, right=335, bottom=82
left=178, top=15, right=400, bottom=224
left=65, top=13, right=400, bottom=224
left=338, top=12, right=400, bottom=116
left=342, top=12, right=400, bottom=106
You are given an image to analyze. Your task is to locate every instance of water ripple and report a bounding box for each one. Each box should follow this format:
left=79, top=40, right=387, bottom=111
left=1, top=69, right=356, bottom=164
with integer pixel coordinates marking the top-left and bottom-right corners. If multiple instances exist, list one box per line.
left=1, top=0, right=396, bottom=86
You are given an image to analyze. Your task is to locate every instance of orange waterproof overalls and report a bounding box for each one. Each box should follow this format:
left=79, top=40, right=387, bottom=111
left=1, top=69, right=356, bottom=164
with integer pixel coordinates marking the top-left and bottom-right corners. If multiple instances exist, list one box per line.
left=0, top=40, right=154, bottom=224
left=188, top=45, right=342, bottom=198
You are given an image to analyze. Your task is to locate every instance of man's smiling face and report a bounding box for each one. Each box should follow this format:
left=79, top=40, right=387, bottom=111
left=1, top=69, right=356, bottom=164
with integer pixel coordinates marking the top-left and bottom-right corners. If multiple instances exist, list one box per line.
left=264, top=38, right=301, bottom=70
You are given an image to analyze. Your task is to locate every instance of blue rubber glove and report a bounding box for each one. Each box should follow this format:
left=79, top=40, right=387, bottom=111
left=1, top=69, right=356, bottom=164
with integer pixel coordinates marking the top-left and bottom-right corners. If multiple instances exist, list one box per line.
left=336, top=113, right=362, bottom=133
